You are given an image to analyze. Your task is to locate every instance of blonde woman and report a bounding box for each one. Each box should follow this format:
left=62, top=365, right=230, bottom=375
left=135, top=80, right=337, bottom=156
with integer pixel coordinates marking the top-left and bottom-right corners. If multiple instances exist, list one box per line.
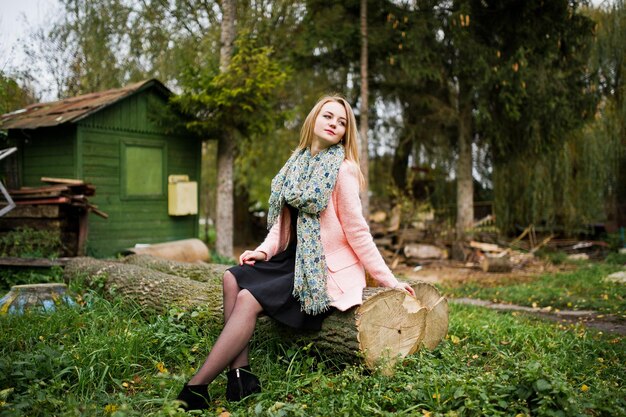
left=176, top=96, right=415, bottom=410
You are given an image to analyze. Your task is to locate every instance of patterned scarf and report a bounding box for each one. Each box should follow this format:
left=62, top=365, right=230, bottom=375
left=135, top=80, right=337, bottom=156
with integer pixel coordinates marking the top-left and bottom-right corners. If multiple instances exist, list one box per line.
left=267, top=144, right=345, bottom=315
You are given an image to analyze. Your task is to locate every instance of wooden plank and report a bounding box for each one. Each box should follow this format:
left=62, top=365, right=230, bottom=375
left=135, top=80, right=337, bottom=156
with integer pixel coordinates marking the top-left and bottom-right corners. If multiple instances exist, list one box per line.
left=9, top=185, right=69, bottom=195
left=0, top=257, right=68, bottom=267
left=41, top=177, right=85, bottom=185
left=15, top=197, right=71, bottom=205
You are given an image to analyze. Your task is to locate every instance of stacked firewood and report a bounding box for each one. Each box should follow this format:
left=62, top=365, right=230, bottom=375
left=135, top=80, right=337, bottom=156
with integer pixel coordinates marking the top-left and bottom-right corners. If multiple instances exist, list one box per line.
left=369, top=208, right=449, bottom=270
left=369, top=209, right=542, bottom=273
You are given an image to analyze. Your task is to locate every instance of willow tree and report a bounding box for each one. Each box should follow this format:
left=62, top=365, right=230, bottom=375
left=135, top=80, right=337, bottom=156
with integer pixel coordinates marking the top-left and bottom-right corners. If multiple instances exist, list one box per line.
left=473, top=0, right=598, bottom=233
left=394, top=0, right=597, bottom=236
left=590, top=0, right=626, bottom=230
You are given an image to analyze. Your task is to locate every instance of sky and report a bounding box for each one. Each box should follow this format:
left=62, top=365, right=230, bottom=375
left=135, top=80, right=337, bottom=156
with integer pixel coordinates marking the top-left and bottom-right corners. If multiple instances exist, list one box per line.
left=0, top=0, right=59, bottom=74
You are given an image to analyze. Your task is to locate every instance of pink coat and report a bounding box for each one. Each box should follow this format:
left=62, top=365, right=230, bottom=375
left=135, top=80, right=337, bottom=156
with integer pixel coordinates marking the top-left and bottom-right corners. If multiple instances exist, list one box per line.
left=255, top=160, right=399, bottom=311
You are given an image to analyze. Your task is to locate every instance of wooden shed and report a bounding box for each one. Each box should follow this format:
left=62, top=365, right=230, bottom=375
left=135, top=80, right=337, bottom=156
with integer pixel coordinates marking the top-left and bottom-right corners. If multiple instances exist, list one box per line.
left=0, top=79, right=201, bottom=257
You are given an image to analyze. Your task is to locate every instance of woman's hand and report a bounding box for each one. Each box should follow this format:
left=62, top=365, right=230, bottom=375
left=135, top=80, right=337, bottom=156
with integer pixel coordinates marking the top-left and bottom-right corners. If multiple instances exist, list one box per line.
left=394, top=281, right=416, bottom=297
left=239, top=250, right=267, bottom=266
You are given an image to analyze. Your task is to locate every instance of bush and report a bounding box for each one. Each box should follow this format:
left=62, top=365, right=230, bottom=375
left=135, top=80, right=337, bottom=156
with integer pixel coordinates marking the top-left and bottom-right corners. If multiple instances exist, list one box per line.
left=0, top=227, right=64, bottom=258
left=0, top=267, right=64, bottom=293
left=604, top=252, right=626, bottom=265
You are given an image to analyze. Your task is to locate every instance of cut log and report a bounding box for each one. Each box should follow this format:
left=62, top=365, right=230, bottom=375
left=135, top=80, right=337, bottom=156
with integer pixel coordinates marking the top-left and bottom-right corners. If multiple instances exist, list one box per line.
left=123, top=238, right=210, bottom=263
left=354, top=288, right=427, bottom=367
left=374, top=237, right=393, bottom=248
left=128, top=255, right=450, bottom=355
left=480, top=256, right=513, bottom=273
left=404, top=243, right=447, bottom=260
left=469, top=240, right=503, bottom=253
left=399, top=228, right=425, bottom=243
left=64, top=257, right=447, bottom=369
left=63, top=257, right=224, bottom=316
left=369, top=211, right=387, bottom=223
left=121, top=254, right=228, bottom=282
left=410, top=282, right=449, bottom=350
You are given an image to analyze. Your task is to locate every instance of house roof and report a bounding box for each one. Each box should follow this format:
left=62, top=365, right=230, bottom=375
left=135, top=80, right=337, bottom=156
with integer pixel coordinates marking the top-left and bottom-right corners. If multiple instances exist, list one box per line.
left=0, top=79, right=171, bottom=130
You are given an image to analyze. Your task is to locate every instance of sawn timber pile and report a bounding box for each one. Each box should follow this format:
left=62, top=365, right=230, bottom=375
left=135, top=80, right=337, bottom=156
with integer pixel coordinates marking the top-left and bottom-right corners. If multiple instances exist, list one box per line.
left=64, top=255, right=448, bottom=369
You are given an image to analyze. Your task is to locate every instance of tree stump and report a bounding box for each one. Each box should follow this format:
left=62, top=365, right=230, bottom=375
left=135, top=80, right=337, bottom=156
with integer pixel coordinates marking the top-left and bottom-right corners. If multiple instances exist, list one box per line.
left=64, top=256, right=449, bottom=368
left=0, top=283, right=76, bottom=314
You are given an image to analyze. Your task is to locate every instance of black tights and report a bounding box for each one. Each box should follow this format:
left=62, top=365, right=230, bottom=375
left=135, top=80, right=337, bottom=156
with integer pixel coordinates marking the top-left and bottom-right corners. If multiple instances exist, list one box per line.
left=188, top=271, right=262, bottom=385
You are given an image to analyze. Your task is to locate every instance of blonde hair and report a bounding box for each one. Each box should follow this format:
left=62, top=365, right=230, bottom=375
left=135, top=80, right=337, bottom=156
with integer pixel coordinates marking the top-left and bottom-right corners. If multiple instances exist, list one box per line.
left=296, top=95, right=365, bottom=189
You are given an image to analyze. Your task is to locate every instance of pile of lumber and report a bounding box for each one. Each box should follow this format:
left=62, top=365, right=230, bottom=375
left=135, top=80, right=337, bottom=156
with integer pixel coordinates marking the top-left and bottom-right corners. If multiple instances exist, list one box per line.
left=369, top=209, right=449, bottom=270
left=368, top=208, right=546, bottom=273
left=7, top=177, right=107, bottom=218
left=0, top=177, right=107, bottom=256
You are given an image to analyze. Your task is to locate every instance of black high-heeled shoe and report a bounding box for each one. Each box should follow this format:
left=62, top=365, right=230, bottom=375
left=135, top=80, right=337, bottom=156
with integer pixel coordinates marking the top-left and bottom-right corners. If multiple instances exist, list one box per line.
left=225, top=365, right=261, bottom=401
left=176, top=383, right=211, bottom=411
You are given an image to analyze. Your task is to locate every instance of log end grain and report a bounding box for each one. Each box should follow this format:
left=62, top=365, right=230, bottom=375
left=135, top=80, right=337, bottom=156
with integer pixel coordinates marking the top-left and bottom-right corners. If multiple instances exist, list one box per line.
left=411, top=281, right=449, bottom=350
left=422, top=297, right=449, bottom=350
left=356, top=289, right=427, bottom=368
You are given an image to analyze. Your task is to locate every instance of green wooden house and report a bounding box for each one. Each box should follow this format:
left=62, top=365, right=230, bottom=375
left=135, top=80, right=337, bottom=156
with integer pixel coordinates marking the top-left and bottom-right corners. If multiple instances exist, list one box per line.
left=0, top=79, right=201, bottom=257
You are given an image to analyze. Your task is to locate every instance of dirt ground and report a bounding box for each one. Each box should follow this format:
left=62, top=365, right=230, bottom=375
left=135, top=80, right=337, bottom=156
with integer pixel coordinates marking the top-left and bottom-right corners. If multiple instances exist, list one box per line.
left=392, top=257, right=570, bottom=287
left=393, top=259, right=626, bottom=336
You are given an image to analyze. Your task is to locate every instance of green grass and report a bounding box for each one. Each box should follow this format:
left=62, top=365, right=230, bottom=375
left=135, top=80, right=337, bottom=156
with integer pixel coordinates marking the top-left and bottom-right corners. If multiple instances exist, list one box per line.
left=1, top=287, right=624, bottom=417
left=440, top=263, right=626, bottom=316
left=0, top=266, right=65, bottom=293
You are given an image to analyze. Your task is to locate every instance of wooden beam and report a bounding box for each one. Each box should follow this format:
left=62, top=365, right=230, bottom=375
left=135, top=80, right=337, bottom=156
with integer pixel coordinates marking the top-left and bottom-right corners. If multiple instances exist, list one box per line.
left=0, top=257, right=68, bottom=268
left=41, top=177, right=85, bottom=185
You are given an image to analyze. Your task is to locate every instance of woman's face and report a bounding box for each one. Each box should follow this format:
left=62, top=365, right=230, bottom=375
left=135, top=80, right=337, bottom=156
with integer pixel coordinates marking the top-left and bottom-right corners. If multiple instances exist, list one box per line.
left=312, top=101, right=347, bottom=150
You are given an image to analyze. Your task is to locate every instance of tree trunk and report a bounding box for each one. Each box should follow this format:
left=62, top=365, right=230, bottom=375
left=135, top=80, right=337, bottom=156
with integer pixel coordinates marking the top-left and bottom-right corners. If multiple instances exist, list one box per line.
left=392, top=134, right=412, bottom=193
left=359, top=0, right=370, bottom=220
left=219, top=0, right=235, bottom=74
left=121, top=254, right=230, bottom=282
left=63, top=257, right=224, bottom=316
left=216, top=133, right=235, bottom=258
left=456, top=92, right=474, bottom=239
left=215, top=0, right=236, bottom=258
left=64, top=256, right=448, bottom=368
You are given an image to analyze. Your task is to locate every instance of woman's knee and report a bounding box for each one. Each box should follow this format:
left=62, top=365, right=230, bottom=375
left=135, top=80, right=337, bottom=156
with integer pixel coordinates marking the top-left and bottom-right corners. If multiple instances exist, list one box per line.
left=223, top=271, right=238, bottom=292
left=235, top=289, right=262, bottom=313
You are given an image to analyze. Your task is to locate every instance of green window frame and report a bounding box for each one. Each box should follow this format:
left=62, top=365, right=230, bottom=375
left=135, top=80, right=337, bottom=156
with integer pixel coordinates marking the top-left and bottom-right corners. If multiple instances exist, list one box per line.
left=120, top=139, right=167, bottom=199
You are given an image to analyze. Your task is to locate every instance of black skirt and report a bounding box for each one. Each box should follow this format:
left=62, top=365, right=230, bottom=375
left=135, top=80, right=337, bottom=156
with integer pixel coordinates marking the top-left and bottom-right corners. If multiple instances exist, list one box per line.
left=227, top=206, right=332, bottom=330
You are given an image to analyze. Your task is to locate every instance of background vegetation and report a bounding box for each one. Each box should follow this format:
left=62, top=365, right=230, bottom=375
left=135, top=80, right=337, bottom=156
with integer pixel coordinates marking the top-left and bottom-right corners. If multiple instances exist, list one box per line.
left=1, top=0, right=624, bottom=241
